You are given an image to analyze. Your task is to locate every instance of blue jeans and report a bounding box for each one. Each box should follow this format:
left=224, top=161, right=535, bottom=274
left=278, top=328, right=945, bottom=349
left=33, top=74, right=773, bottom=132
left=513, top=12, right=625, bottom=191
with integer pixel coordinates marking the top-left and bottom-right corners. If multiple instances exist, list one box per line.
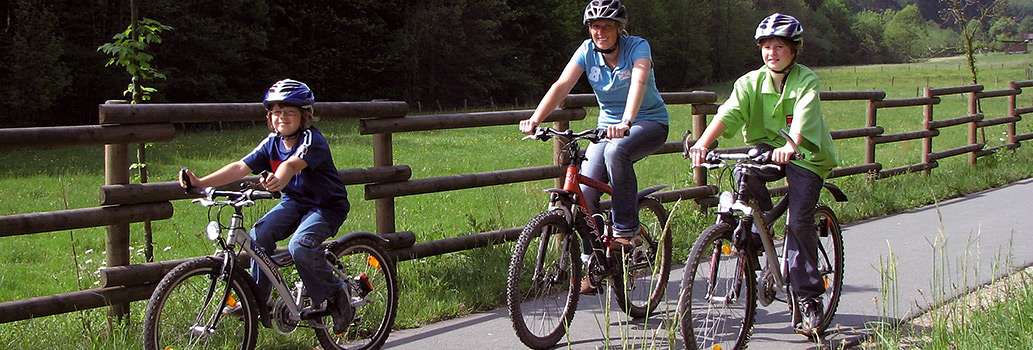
left=250, top=200, right=347, bottom=305
left=580, top=120, right=669, bottom=238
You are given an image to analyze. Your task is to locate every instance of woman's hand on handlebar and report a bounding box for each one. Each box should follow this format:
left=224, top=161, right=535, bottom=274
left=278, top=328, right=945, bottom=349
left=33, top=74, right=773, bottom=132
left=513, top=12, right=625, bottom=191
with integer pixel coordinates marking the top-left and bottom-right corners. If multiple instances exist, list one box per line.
left=606, top=122, right=630, bottom=140
left=519, top=119, right=539, bottom=135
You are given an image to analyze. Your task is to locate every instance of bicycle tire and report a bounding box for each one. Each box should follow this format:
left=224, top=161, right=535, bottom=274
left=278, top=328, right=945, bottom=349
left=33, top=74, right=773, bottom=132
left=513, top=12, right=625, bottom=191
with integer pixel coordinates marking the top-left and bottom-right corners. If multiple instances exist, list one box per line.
left=812, top=204, right=844, bottom=335
left=315, top=237, right=399, bottom=350
left=678, top=222, right=756, bottom=350
left=142, top=256, right=259, bottom=350
left=507, top=210, right=581, bottom=350
left=612, top=196, right=672, bottom=318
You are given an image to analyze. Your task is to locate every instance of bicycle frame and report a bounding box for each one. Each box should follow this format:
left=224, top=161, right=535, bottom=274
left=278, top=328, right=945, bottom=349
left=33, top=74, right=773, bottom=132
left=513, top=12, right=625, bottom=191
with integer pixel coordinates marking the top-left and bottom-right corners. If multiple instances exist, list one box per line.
left=201, top=193, right=333, bottom=328
left=710, top=158, right=847, bottom=299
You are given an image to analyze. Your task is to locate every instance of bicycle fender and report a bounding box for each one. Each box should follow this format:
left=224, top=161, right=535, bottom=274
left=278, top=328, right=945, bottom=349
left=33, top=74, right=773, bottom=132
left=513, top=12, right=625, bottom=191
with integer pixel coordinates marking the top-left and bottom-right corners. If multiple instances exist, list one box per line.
left=331, top=231, right=390, bottom=246
left=217, top=257, right=274, bottom=329
left=822, top=182, right=848, bottom=202
left=636, top=185, right=669, bottom=200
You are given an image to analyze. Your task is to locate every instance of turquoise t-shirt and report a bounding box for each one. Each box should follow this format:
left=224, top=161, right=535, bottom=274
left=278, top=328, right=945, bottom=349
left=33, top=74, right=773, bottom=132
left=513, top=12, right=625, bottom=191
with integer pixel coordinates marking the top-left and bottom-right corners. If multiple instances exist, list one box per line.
left=714, top=64, right=838, bottom=178
left=573, top=35, right=669, bottom=126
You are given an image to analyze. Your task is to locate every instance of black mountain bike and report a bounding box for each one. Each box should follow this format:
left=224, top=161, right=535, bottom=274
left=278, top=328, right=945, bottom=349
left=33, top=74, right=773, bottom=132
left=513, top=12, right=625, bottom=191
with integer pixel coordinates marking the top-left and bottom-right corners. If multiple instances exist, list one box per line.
left=142, top=175, right=398, bottom=350
left=677, top=133, right=847, bottom=350
left=507, top=127, right=672, bottom=349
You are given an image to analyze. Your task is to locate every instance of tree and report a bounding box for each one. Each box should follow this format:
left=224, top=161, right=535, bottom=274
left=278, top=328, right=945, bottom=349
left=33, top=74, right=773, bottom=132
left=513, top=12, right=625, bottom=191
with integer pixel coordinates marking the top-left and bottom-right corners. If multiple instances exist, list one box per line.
left=884, top=5, right=928, bottom=60
left=0, top=1, right=71, bottom=126
left=939, top=0, right=1003, bottom=84
left=854, top=10, right=890, bottom=63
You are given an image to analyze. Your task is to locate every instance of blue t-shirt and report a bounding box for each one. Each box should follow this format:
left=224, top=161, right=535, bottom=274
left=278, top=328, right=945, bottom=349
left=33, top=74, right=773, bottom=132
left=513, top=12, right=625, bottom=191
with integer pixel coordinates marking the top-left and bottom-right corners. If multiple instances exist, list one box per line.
left=573, top=35, right=669, bottom=126
left=241, top=127, right=350, bottom=215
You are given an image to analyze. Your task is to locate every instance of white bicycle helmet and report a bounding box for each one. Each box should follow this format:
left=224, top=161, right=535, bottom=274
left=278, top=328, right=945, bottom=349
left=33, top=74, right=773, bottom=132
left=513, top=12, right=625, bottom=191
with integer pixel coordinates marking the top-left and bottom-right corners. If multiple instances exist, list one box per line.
left=583, top=0, right=628, bottom=26
left=754, top=13, right=803, bottom=43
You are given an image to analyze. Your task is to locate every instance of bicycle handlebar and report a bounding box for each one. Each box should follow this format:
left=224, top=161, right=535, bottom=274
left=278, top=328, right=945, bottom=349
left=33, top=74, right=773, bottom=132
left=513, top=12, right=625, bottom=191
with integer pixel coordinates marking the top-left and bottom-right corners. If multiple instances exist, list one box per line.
left=521, top=126, right=625, bottom=142
left=180, top=167, right=280, bottom=205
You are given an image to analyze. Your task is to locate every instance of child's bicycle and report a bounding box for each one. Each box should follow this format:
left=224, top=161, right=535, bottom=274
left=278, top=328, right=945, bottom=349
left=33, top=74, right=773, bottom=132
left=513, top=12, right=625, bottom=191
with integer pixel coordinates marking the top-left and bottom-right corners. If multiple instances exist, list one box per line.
left=677, top=132, right=847, bottom=350
left=142, top=172, right=398, bottom=350
left=506, top=126, right=672, bottom=349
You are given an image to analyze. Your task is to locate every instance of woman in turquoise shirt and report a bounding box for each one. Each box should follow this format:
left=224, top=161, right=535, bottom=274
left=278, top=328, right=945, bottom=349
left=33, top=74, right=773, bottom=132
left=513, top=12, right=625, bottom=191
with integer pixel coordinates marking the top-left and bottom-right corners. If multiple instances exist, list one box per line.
left=519, top=0, right=670, bottom=295
left=686, top=13, right=837, bottom=335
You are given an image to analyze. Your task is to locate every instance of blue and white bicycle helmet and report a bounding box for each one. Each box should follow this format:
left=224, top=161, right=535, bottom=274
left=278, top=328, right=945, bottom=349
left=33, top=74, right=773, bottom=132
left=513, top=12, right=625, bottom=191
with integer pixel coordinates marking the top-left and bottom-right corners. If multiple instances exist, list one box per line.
left=263, top=79, right=314, bottom=110
left=583, top=0, right=628, bottom=26
left=754, top=13, right=803, bottom=43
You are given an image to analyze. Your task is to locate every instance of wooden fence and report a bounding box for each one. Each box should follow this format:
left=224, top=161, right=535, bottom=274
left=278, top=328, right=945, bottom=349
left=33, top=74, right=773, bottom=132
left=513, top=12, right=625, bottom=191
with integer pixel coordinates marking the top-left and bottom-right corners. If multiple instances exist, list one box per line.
left=0, top=80, right=1031, bottom=324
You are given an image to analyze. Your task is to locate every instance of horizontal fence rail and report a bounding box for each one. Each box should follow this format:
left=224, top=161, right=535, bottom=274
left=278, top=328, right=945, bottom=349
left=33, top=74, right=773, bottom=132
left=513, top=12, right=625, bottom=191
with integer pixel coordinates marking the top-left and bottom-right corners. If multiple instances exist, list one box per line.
left=1, top=80, right=1032, bottom=324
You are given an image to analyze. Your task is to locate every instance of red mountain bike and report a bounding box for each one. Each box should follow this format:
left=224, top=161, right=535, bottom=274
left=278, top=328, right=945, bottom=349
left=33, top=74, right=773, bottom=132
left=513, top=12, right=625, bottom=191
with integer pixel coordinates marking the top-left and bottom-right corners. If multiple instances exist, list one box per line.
left=506, top=127, right=672, bottom=349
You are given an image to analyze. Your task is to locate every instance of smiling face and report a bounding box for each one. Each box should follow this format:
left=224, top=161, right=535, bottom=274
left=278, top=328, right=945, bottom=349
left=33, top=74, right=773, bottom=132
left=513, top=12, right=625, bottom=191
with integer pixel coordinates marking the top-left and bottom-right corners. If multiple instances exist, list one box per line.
left=267, top=103, right=304, bottom=136
left=759, top=37, right=797, bottom=72
left=588, top=19, right=620, bottom=51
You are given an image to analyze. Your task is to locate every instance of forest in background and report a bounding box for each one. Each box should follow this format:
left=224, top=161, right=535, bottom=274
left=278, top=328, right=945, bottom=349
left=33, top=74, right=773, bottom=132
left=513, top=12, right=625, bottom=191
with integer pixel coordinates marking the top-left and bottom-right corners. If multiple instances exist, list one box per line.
left=1, top=0, right=1031, bottom=127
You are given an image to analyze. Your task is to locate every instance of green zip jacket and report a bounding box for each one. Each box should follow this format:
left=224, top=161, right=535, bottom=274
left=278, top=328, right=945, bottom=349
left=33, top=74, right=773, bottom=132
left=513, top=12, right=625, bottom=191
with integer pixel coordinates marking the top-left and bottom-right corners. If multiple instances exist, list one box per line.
left=714, top=64, right=838, bottom=179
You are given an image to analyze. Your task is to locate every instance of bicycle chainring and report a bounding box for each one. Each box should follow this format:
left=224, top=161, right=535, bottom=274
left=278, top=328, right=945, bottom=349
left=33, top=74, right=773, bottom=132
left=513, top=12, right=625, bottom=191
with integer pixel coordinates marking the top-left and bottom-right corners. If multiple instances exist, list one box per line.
left=758, top=266, right=777, bottom=307
left=271, top=299, right=299, bottom=334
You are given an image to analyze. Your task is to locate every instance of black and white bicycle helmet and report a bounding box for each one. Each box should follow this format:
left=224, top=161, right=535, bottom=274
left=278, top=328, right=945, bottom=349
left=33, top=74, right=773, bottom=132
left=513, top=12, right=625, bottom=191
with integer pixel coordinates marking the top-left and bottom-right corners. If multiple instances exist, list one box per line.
left=583, top=0, right=628, bottom=26
left=263, top=79, right=314, bottom=110
left=754, top=13, right=803, bottom=43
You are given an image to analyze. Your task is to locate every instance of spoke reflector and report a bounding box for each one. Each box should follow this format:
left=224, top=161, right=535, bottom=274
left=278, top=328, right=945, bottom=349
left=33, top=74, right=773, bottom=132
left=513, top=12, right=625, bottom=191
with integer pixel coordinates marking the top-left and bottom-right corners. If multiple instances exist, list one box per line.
left=367, top=255, right=381, bottom=269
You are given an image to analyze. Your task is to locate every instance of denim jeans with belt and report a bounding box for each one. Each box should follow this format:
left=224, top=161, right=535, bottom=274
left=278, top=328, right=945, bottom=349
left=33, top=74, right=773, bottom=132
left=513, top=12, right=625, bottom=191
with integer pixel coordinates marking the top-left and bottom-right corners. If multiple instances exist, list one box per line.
left=579, top=120, right=668, bottom=253
left=249, top=200, right=347, bottom=305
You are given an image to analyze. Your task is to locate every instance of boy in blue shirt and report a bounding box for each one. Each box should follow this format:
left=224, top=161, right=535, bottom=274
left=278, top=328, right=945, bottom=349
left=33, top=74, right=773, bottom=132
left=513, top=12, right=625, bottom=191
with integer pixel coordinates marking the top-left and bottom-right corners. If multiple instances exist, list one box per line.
left=179, top=79, right=352, bottom=334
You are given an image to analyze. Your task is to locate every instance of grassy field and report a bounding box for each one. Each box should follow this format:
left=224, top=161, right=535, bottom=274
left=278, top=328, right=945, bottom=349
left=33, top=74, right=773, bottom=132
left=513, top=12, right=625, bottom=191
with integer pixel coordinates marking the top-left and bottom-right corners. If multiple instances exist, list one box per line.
left=1, top=53, right=1032, bottom=349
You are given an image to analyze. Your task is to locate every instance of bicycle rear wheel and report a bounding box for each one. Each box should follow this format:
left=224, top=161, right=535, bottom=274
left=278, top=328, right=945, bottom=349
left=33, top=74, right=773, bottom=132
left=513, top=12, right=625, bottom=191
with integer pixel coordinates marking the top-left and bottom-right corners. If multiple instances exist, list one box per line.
left=507, top=210, right=581, bottom=350
left=812, top=204, right=844, bottom=335
left=612, top=196, right=672, bottom=318
left=678, top=222, right=756, bottom=350
left=316, top=237, right=399, bottom=350
left=142, top=256, right=259, bottom=350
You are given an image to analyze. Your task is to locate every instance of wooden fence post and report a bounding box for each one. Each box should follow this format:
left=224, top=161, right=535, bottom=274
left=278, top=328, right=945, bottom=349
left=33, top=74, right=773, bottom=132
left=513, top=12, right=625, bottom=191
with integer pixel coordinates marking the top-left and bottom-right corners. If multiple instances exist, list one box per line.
left=865, top=100, right=878, bottom=166
left=552, top=120, right=570, bottom=190
left=1008, top=82, right=1018, bottom=146
left=373, top=133, right=396, bottom=234
left=968, top=90, right=979, bottom=165
left=102, top=100, right=131, bottom=319
left=922, top=87, right=934, bottom=176
left=691, top=109, right=707, bottom=187
left=103, top=143, right=131, bottom=318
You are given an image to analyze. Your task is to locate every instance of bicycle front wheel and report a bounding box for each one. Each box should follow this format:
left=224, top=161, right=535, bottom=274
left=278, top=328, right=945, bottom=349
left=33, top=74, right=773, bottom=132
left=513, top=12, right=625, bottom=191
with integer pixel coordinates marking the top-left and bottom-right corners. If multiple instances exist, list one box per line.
left=813, top=203, right=844, bottom=335
left=142, top=256, right=259, bottom=350
left=507, top=210, right=581, bottom=350
left=612, top=196, right=672, bottom=318
left=678, top=222, right=756, bottom=350
left=316, top=237, right=399, bottom=350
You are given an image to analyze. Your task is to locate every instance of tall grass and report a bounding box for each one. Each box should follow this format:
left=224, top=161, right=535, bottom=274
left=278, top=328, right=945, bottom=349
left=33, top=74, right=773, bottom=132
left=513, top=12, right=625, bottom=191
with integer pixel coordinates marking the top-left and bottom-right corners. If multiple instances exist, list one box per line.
left=1, top=53, right=1032, bottom=348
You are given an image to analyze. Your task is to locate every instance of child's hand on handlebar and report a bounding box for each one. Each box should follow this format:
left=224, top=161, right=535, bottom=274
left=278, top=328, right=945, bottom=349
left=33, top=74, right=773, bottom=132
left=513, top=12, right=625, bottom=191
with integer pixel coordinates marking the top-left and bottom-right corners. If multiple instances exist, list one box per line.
left=771, top=144, right=797, bottom=164
left=179, top=168, right=199, bottom=189
left=687, top=146, right=708, bottom=168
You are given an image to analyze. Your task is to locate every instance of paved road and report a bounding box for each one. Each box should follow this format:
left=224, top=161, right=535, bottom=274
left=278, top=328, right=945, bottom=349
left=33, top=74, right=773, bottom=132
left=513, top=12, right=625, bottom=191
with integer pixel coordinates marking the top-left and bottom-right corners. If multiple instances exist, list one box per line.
left=384, top=177, right=1033, bottom=349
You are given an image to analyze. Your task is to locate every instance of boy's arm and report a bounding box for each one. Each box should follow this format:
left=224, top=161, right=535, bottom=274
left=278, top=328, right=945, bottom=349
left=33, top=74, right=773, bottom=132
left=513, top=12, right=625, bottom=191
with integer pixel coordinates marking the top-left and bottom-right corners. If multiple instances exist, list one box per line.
left=184, top=161, right=253, bottom=188
left=260, top=156, right=308, bottom=192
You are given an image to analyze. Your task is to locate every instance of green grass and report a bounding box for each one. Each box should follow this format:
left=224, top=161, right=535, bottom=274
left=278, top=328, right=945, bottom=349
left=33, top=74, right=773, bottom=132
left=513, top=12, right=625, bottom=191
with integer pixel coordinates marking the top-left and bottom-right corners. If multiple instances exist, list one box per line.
left=1, top=53, right=1033, bottom=348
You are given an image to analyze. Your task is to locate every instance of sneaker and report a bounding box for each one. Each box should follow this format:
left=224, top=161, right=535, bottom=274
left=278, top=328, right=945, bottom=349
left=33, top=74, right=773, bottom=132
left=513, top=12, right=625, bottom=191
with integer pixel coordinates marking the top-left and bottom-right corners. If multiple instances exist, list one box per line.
left=609, top=236, right=641, bottom=252
left=328, top=285, right=355, bottom=334
left=579, top=276, right=598, bottom=295
left=221, top=304, right=244, bottom=319
left=794, top=298, right=824, bottom=335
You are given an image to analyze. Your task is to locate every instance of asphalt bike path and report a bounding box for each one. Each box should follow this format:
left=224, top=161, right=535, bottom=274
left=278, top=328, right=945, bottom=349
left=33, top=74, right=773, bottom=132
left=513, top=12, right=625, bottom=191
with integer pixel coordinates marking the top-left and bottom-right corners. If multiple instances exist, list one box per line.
left=384, top=177, right=1033, bottom=349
